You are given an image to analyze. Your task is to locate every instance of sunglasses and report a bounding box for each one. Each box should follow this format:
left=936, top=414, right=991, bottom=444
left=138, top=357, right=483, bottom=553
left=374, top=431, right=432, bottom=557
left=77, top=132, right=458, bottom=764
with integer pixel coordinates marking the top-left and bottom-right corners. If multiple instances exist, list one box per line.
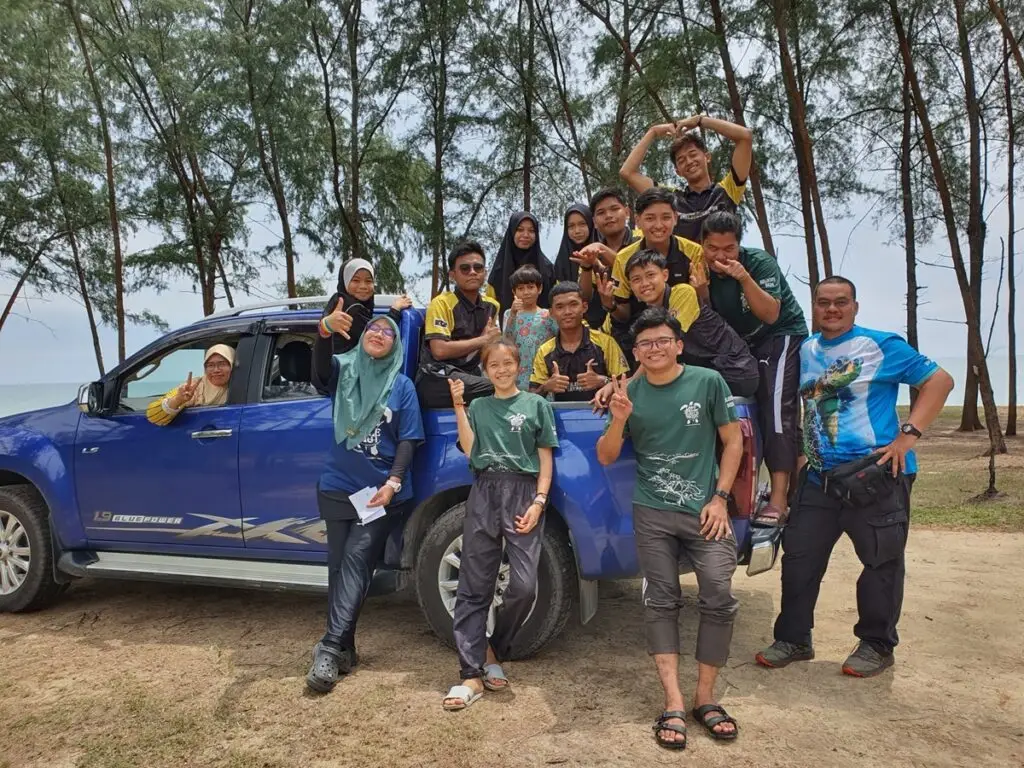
left=366, top=326, right=397, bottom=339
left=457, top=262, right=486, bottom=274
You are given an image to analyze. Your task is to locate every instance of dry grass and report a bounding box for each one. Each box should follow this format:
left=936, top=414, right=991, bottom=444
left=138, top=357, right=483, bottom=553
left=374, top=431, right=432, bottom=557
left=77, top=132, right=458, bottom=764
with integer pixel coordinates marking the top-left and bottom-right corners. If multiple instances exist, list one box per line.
left=907, top=406, right=1024, bottom=529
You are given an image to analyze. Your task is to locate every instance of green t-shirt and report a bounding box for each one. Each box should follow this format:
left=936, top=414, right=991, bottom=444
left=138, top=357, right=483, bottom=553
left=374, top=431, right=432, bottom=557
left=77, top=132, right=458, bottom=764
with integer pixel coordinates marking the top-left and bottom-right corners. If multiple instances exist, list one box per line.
left=709, top=246, right=807, bottom=344
left=607, top=366, right=737, bottom=516
left=468, top=391, right=559, bottom=475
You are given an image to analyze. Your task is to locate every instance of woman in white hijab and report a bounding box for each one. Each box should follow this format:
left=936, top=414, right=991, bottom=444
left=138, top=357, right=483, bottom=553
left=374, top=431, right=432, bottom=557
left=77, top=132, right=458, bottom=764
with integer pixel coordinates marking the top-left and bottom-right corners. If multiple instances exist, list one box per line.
left=146, top=344, right=235, bottom=426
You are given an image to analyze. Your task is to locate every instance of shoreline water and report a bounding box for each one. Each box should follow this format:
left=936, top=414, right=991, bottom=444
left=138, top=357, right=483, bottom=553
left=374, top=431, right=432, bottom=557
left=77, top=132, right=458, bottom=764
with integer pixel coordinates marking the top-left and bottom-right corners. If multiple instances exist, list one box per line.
left=1, top=355, right=1021, bottom=419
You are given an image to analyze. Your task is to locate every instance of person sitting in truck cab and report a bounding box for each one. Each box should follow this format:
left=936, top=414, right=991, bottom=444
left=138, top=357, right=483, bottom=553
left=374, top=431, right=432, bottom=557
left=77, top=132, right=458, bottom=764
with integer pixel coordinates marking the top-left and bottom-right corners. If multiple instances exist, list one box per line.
left=313, top=258, right=413, bottom=394
left=146, top=344, right=236, bottom=426
left=416, top=241, right=502, bottom=408
left=531, top=282, right=629, bottom=402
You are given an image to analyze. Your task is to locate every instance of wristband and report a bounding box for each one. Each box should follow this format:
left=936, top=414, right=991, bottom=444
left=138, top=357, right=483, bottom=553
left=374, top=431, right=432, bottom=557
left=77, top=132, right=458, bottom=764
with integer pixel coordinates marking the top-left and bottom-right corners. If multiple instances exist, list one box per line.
left=321, top=317, right=333, bottom=336
left=580, top=265, right=593, bottom=272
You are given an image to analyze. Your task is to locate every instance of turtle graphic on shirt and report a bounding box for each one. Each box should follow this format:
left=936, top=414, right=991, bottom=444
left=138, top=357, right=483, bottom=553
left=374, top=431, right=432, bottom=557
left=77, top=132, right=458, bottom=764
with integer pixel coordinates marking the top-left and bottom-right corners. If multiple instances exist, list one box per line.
left=508, top=412, right=527, bottom=433
left=800, top=356, right=863, bottom=469
left=650, top=468, right=705, bottom=508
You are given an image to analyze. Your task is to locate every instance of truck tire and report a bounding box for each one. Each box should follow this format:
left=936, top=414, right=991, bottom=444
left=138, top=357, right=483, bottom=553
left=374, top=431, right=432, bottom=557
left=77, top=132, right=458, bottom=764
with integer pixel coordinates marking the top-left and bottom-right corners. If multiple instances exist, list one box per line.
left=414, top=501, right=575, bottom=659
left=0, top=486, right=66, bottom=612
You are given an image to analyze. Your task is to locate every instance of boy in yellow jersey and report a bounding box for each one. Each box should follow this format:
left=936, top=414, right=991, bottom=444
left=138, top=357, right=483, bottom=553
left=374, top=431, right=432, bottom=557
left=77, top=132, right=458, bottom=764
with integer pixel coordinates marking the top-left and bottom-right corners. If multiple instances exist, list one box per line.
left=416, top=241, right=502, bottom=408
left=602, top=250, right=758, bottom=398
left=531, top=282, right=629, bottom=403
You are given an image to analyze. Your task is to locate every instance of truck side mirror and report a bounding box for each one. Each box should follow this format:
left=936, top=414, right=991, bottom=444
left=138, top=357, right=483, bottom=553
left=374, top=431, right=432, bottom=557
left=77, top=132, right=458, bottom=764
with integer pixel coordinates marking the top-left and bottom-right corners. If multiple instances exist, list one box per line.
left=80, top=381, right=106, bottom=415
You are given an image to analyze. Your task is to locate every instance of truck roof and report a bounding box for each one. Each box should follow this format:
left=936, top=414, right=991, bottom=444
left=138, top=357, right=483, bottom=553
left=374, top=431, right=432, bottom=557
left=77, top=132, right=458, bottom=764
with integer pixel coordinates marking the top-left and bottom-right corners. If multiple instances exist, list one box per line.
left=186, top=295, right=414, bottom=330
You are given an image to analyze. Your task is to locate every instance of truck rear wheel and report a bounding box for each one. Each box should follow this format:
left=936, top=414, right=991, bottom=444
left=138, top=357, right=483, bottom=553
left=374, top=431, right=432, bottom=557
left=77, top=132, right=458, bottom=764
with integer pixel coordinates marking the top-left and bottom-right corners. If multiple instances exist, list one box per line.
left=414, top=501, right=575, bottom=659
left=0, top=486, right=65, bottom=612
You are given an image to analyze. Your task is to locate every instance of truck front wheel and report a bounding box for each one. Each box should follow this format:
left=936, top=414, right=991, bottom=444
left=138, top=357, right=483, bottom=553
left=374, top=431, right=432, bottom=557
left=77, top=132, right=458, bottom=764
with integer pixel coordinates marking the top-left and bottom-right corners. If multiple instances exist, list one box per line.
left=0, top=486, right=65, bottom=612
left=414, top=501, right=575, bottom=659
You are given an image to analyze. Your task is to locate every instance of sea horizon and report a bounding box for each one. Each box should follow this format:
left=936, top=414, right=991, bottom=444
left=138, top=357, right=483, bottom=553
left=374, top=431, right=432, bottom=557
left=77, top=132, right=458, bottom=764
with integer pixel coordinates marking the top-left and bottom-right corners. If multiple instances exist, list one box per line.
left=1, top=354, right=1021, bottom=420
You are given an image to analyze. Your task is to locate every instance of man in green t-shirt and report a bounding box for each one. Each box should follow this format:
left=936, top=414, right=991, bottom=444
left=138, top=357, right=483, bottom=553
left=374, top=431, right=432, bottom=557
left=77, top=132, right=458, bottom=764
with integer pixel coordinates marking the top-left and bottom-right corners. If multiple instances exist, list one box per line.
left=696, top=211, right=808, bottom=524
left=596, top=307, right=744, bottom=749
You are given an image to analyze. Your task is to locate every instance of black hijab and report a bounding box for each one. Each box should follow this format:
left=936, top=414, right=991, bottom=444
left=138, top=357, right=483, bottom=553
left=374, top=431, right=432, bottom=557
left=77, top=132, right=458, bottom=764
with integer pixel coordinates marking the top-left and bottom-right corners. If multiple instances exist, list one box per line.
left=554, top=203, right=596, bottom=283
left=488, top=211, right=555, bottom=312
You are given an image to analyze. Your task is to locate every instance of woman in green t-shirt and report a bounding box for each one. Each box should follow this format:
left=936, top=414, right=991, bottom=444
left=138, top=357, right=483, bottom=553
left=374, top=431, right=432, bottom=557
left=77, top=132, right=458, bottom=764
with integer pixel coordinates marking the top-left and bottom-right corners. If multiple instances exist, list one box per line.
left=441, top=339, right=559, bottom=711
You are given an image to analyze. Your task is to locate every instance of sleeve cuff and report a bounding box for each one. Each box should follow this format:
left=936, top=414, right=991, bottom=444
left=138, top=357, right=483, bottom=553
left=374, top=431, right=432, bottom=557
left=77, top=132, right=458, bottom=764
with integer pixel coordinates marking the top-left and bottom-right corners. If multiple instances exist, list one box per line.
left=161, top=398, right=182, bottom=416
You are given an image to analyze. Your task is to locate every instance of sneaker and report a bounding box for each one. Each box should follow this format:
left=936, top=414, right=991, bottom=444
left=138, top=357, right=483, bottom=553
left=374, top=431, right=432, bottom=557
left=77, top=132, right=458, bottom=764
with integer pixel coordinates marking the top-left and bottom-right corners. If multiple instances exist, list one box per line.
left=755, top=640, right=815, bottom=668
left=842, top=642, right=894, bottom=677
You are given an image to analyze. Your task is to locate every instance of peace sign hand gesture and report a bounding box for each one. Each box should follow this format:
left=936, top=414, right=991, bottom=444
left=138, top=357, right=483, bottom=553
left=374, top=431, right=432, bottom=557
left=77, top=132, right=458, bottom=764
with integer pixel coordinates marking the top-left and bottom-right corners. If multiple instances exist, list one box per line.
left=608, top=374, right=633, bottom=423
left=595, top=271, right=617, bottom=310
left=171, top=372, right=198, bottom=410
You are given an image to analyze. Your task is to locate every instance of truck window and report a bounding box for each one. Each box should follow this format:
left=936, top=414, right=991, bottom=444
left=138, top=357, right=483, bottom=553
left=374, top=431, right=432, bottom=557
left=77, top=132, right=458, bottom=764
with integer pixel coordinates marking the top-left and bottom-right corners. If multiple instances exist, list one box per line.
left=119, top=336, right=240, bottom=412
left=261, top=332, right=320, bottom=402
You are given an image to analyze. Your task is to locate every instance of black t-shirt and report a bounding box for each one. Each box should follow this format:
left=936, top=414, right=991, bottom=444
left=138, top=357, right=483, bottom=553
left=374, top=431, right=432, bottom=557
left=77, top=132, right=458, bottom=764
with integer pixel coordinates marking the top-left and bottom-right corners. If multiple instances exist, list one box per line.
left=667, top=169, right=747, bottom=242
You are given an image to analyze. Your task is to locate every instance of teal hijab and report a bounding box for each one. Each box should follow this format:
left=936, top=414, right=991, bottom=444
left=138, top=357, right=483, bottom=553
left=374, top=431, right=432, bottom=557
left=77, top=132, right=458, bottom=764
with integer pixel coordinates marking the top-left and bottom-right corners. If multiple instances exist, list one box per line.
left=332, top=315, right=404, bottom=449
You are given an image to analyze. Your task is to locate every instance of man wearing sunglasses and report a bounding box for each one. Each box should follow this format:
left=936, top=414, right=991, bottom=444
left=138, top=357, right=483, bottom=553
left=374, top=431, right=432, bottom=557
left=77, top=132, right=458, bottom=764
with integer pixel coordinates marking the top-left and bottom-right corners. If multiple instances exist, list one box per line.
left=416, top=241, right=501, bottom=408
left=597, top=307, right=744, bottom=749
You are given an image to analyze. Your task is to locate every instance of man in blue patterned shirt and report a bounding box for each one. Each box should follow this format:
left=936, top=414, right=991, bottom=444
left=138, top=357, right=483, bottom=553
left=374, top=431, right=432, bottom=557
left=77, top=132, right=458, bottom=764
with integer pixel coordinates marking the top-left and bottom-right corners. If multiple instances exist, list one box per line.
left=756, top=276, right=953, bottom=677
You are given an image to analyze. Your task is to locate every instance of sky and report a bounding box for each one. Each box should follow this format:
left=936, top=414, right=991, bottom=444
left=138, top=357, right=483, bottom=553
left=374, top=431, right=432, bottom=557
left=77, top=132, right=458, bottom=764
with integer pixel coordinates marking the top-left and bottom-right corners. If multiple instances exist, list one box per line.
left=0, top=175, right=1018, bottom=407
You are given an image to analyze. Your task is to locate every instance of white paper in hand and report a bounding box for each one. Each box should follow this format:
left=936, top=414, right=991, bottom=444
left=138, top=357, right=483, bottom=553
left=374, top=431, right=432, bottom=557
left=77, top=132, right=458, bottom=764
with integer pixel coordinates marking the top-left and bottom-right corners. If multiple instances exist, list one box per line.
left=349, top=486, right=387, bottom=525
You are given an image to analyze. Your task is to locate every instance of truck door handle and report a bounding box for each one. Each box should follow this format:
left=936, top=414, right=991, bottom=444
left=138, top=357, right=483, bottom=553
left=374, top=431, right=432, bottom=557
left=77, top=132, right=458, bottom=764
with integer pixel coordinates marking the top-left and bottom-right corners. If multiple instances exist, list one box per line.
left=81, top=446, right=100, bottom=455
left=190, top=429, right=234, bottom=440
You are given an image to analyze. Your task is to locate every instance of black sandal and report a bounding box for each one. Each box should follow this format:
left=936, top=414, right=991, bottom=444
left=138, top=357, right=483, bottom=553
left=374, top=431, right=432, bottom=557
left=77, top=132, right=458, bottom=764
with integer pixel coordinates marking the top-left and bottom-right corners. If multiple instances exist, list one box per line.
left=691, top=704, right=739, bottom=741
left=652, top=710, right=687, bottom=750
left=305, top=642, right=352, bottom=693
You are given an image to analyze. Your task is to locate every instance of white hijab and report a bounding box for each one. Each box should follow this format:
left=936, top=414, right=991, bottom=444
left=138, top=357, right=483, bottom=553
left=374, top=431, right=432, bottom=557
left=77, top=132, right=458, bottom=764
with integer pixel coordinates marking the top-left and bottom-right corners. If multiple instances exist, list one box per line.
left=190, top=344, right=235, bottom=407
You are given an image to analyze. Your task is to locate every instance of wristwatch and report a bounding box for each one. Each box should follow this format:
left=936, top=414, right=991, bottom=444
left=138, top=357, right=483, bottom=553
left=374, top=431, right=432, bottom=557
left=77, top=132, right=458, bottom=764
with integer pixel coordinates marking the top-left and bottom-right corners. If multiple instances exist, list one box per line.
left=714, top=489, right=730, bottom=503
left=899, top=422, right=922, bottom=438
left=385, top=478, right=402, bottom=494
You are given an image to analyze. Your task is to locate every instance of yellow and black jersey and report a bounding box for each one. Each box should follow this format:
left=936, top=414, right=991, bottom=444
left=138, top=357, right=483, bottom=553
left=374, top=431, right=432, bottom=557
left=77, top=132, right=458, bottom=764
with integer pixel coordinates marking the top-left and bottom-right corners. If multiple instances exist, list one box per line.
left=666, top=169, right=746, bottom=242
left=601, top=283, right=700, bottom=336
left=422, top=288, right=501, bottom=374
left=611, top=236, right=705, bottom=301
left=531, top=327, right=629, bottom=402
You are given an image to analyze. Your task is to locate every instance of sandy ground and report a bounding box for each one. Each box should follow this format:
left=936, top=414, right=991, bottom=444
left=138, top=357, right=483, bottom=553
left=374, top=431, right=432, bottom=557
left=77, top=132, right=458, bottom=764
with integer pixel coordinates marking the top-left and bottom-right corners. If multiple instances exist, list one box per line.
left=1, top=530, right=1023, bottom=768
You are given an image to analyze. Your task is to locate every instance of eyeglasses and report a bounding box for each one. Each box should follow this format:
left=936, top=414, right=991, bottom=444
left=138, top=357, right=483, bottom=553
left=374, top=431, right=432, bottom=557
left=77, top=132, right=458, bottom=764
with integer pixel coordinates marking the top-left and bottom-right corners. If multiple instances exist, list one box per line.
left=634, top=337, right=677, bottom=352
left=814, top=298, right=853, bottom=309
left=366, top=326, right=397, bottom=339
left=457, top=263, right=486, bottom=274
left=204, top=361, right=231, bottom=371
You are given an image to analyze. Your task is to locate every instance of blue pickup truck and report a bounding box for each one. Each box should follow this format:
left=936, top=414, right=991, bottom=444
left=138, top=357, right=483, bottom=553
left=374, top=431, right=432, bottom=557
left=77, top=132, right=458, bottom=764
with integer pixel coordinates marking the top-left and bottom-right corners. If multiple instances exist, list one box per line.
left=0, top=296, right=778, bottom=656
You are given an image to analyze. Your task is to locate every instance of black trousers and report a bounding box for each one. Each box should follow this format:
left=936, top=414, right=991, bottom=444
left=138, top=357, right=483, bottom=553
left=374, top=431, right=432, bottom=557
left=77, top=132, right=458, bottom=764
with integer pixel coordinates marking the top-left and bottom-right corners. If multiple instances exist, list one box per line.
left=773, top=471, right=914, bottom=654
left=452, top=472, right=542, bottom=679
left=416, top=366, right=494, bottom=408
left=753, top=334, right=805, bottom=475
left=320, top=498, right=410, bottom=652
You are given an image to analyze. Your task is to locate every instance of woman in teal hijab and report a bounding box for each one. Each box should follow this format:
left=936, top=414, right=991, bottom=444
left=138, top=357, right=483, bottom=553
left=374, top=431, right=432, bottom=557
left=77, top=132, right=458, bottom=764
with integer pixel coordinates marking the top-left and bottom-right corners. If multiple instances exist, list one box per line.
left=307, top=314, right=424, bottom=694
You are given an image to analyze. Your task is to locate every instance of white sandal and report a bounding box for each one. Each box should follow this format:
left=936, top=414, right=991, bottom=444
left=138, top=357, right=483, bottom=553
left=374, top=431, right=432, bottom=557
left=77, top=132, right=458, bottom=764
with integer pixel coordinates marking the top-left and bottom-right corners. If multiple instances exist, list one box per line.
left=442, top=684, right=483, bottom=711
left=483, top=663, right=509, bottom=691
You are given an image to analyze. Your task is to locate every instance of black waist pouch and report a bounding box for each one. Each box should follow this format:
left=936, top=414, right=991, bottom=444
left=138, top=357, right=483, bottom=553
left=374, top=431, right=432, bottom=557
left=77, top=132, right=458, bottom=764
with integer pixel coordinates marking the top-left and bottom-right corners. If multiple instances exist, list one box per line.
left=821, top=453, right=902, bottom=508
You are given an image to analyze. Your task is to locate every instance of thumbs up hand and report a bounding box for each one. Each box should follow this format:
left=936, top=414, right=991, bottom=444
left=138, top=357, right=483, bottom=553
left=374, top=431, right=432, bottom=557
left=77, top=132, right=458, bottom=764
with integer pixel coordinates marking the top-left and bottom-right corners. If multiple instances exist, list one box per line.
left=447, top=376, right=465, bottom=407
left=576, top=358, right=606, bottom=392
left=483, top=313, right=502, bottom=344
left=544, top=361, right=571, bottom=394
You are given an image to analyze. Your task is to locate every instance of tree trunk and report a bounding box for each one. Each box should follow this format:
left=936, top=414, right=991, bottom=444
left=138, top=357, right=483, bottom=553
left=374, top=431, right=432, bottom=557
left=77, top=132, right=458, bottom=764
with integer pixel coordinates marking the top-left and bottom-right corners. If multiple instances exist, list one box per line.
left=430, top=3, right=448, bottom=297
left=676, top=0, right=703, bottom=114
left=787, top=0, right=832, bottom=277
left=890, top=0, right=1006, bottom=460
left=956, top=0, right=986, bottom=432
left=522, top=0, right=535, bottom=211
left=47, top=155, right=105, bottom=375
left=307, top=0, right=358, bottom=251
left=1006, top=29, right=1018, bottom=436
left=988, top=0, right=1024, bottom=79
left=773, top=0, right=821, bottom=291
left=708, top=0, right=776, bottom=255
left=68, top=0, right=124, bottom=362
left=900, top=70, right=918, bottom=407
left=0, top=250, right=46, bottom=333
left=348, top=0, right=362, bottom=260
